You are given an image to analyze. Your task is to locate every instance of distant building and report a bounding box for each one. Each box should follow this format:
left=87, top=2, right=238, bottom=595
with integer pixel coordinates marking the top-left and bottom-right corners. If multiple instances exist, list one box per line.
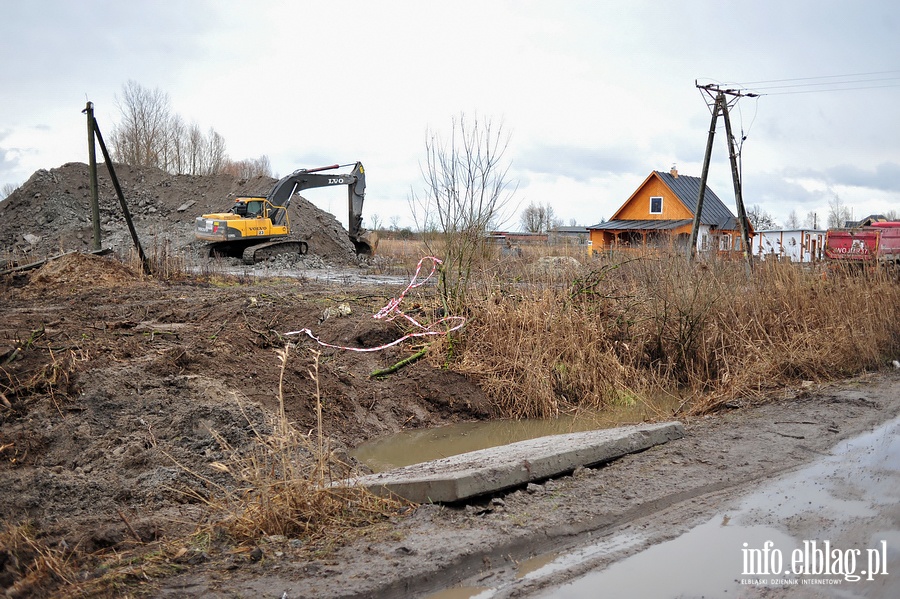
left=844, top=214, right=888, bottom=228
left=549, top=226, right=589, bottom=246
left=753, top=229, right=827, bottom=262
left=487, top=231, right=548, bottom=245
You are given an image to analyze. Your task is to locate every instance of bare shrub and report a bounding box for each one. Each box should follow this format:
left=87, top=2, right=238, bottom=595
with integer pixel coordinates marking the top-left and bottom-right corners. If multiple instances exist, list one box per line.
left=409, top=113, right=516, bottom=311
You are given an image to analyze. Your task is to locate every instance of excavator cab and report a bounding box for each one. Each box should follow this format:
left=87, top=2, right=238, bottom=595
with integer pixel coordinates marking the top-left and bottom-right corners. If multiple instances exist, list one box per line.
left=230, top=197, right=265, bottom=218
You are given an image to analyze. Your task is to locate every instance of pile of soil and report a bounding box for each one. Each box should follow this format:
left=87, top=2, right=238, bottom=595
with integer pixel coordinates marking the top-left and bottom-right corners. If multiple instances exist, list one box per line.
left=0, top=162, right=358, bottom=267
left=0, top=250, right=493, bottom=595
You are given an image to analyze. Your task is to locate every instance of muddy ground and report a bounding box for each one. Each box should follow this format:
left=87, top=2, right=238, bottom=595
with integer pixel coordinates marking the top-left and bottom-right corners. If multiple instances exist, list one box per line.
left=1, top=164, right=899, bottom=597
left=1, top=252, right=898, bottom=598
left=156, top=372, right=900, bottom=599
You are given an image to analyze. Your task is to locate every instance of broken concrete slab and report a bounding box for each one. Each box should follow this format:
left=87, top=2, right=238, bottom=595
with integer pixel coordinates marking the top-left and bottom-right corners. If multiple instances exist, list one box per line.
left=343, top=421, right=684, bottom=503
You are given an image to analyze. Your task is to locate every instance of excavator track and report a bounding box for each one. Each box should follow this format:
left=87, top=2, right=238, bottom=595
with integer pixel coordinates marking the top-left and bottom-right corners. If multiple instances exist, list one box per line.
left=241, top=240, right=309, bottom=264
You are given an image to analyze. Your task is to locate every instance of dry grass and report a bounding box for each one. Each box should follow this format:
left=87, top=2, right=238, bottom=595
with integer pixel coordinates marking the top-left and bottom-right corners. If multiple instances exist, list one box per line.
left=374, top=238, right=430, bottom=269
left=385, top=242, right=900, bottom=417
left=0, top=523, right=79, bottom=598
left=0, top=346, right=407, bottom=598
left=187, top=345, right=408, bottom=546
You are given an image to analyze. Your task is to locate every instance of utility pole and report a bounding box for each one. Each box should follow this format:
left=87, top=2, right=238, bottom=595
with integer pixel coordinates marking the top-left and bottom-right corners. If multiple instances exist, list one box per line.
left=83, top=102, right=152, bottom=275
left=688, top=83, right=757, bottom=269
left=83, top=102, right=102, bottom=251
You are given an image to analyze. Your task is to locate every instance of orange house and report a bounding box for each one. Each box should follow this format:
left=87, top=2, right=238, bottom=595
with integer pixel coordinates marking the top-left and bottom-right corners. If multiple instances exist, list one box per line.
left=588, top=168, right=753, bottom=254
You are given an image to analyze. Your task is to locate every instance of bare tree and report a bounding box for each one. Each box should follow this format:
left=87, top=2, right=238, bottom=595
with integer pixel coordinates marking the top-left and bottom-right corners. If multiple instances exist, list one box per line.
left=885, top=209, right=899, bottom=221
left=109, top=80, right=172, bottom=168
left=1, top=182, right=19, bottom=201
left=520, top=201, right=559, bottom=233
left=222, top=155, right=273, bottom=179
left=827, top=193, right=852, bottom=228
left=109, top=80, right=232, bottom=176
left=784, top=209, right=800, bottom=229
left=410, top=113, right=515, bottom=308
left=165, top=114, right=187, bottom=174
left=204, top=129, right=228, bottom=175
left=747, top=204, right=777, bottom=230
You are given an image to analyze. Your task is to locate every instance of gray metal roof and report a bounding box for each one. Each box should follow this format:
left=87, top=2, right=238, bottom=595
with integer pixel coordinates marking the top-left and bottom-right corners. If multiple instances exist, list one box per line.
left=587, top=171, right=741, bottom=231
left=588, top=219, right=693, bottom=231
left=552, top=226, right=590, bottom=233
left=655, top=170, right=736, bottom=227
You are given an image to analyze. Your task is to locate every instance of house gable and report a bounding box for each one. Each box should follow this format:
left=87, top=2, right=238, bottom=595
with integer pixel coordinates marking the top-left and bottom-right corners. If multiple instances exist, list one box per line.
left=587, top=169, right=750, bottom=253
left=611, top=172, right=694, bottom=221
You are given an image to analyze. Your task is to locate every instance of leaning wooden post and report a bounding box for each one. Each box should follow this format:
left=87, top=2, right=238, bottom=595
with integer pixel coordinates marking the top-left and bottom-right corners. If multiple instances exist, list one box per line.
left=689, top=93, right=721, bottom=261
left=721, top=98, right=753, bottom=271
left=83, top=102, right=102, bottom=252
left=92, top=118, right=152, bottom=275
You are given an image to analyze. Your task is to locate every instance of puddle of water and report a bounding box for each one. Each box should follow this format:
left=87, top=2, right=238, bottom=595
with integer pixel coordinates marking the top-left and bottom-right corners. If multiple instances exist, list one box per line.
left=422, top=586, right=492, bottom=599
left=352, top=394, right=682, bottom=472
left=533, top=414, right=900, bottom=598
left=538, top=519, right=797, bottom=598
left=515, top=552, right=560, bottom=579
left=521, top=531, right=646, bottom=582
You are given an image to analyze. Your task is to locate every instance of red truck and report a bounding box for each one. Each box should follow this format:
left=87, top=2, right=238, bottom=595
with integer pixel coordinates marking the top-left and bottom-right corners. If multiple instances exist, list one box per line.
left=824, top=222, right=900, bottom=267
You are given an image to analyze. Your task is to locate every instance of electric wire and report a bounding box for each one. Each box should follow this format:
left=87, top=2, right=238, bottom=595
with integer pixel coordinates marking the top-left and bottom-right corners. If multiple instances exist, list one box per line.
left=702, top=71, right=900, bottom=96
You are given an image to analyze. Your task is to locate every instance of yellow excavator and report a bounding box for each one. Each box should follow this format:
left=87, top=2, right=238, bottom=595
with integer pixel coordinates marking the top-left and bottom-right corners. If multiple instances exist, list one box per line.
left=195, top=161, right=371, bottom=263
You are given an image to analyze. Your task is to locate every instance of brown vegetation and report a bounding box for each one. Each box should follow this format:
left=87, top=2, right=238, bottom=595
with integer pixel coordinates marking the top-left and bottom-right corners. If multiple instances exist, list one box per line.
left=2, top=243, right=898, bottom=597
left=420, top=247, right=900, bottom=419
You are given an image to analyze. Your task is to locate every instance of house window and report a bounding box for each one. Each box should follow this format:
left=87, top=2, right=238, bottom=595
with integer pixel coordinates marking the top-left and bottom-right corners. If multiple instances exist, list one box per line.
left=719, top=234, right=732, bottom=251
left=649, top=196, right=663, bottom=214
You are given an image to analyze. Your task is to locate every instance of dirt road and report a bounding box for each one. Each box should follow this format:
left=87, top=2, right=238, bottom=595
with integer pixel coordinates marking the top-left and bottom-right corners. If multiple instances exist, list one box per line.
left=158, top=372, right=900, bottom=598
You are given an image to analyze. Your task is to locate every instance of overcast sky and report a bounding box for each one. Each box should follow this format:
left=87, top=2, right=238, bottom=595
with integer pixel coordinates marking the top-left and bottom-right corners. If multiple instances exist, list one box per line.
left=2, top=0, right=898, bottom=230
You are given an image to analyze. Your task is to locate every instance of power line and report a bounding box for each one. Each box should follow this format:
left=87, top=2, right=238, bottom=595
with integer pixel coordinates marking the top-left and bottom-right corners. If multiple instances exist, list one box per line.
left=697, top=71, right=900, bottom=97
left=738, top=74, right=900, bottom=96
left=737, top=70, right=900, bottom=85
left=760, top=82, right=900, bottom=95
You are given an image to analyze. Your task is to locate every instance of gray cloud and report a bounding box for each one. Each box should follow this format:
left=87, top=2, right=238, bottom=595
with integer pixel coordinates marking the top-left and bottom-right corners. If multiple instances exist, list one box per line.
left=826, top=163, right=900, bottom=193
left=515, top=144, right=643, bottom=182
left=0, top=139, right=24, bottom=185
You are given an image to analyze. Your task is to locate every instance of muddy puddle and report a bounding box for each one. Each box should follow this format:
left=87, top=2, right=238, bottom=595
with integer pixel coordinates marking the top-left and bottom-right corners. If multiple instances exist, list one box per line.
left=438, top=413, right=900, bottom=598
left=352, top=394, right=683, bottom=472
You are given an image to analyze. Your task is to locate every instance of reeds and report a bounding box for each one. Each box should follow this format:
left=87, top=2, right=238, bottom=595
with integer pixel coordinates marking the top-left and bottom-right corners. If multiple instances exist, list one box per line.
left=421, top=247, right=900, bottom=416
left=0, top=523, right=78, bottom=598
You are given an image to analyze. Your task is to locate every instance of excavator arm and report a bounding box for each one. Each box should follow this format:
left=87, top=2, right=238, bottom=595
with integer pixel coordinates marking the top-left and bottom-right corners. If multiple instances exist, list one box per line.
left=267, top=162, right=369, bottom=253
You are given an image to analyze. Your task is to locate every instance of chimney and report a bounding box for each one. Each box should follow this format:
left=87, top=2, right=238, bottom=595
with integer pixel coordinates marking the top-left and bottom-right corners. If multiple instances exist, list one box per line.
left=670, top=165, right=678, bottom=178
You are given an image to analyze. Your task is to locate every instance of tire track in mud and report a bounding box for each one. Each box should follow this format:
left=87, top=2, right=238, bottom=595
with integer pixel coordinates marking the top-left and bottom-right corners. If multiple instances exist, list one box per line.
left=365, top=476, right=814, bottom=598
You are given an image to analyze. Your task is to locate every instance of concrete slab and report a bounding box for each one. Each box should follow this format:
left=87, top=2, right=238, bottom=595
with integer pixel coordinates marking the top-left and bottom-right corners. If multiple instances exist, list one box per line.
left=342, top=421, right=684, bottom=503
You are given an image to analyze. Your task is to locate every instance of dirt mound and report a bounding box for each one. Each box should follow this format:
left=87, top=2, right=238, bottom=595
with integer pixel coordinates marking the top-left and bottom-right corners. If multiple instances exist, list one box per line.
left=28, top=252, right=144, bottom=293
left=0, top=163, right=360, bottom=266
